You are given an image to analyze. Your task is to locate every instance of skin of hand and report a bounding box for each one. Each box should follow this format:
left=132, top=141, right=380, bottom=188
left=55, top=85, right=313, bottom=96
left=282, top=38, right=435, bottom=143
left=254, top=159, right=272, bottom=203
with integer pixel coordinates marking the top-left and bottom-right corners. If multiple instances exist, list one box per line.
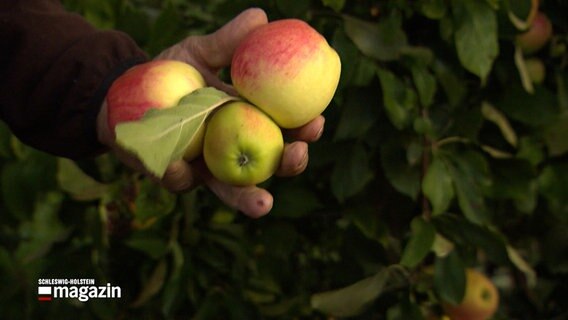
left=96, top=8, right=325, bottom=218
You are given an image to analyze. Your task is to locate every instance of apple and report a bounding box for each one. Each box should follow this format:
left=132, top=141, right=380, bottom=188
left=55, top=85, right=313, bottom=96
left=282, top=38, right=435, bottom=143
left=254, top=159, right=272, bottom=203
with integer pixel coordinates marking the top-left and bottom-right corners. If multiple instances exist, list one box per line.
left=443, top=269, right=499, bottom=320
left=524, top=57, right=546, bottom=84
left=106, top=60, right=207, bottom=160
left=516, top=11, right=553, bottom=54
left=203, top=101, right=284, bottom=186
left=231, top=19, right=341, bottom=129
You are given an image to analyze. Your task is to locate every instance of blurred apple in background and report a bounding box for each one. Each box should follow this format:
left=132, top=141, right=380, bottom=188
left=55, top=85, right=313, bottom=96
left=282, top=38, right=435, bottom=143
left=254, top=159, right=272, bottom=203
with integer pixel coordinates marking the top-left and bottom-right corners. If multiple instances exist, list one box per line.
left=443, top=269, right=499, bottom=320
left=516, top=11, right=553, bottom=54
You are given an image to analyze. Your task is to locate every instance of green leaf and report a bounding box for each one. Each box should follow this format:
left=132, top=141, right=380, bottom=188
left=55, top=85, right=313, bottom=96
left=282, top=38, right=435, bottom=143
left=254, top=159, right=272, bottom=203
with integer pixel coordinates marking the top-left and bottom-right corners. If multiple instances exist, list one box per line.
left=543, top=113, right=568, bottom=156
left=517, top=136, right=545, bottom=166
left=334, top=88, right=379, bottom=141
left=332, top=28, right=360, bottom=88
left=497, top=84, right=559, bottom=127
left=116, top=3, right=151, bottom=46
left=432, top=60, right=467, bottom=108
left=348, top=205, right=387, bottom=240
left=134, top=178, right=176, bottom=223
left=434, top=250, right=466, bottom=305
left=343, top=13, right=408, bottom=61
left=423, top=156, right=454, bottom=215
left=381, top=141, right=422, bottom=200
left=400, top=217, right=436, bottom=268
left=410, top=64, right=437, bottom=108
left=130, top=259, right=168, bottom=308
left=514, top=45, right=535, bottom=94
left=330, top=144, right=374, bottom=202
left=276, top=0, right=310, bottom=18
left=432, top=233, right=455, bottom=257
left=420, top=0, right=447, bottom=19
left=488, top=159, right=536, bottom=203
left=504, top=0, right=536, bottom=31
left=377, top=67, right=417, bottom=129
left=481, top=102, right=518, bottom=147
left=387, top=299, right=425, bottom=320
left=57, top=158, right=109, bottom=201
left=432, top=214, right=510, bottom=264
left=81, top=0, right=115, bottom=29
left=271, top=183, right=323, bottom=218
left=507, top=245, right=537, bottom=288
left=1, top=152, right=56, bottom=220
left=125, top=237, right=169, bottom=260
left=15, top=192, right=70, bottom=263
left=538, top=163, right=568, bottom=217
left=321, top=0, right=345, bottom=12
left=311, top=265, right=409, bottom=317
left=451, top=0, right=499, bottom=83
left=352, top=56, right=378, bottom=87
left=445, top=150, right=490, bottom=225
left=146, top=3, right=184, bottom=56
left=557, top=69, right=568, bottom=111
left=115, top=87, right=237, bottom=177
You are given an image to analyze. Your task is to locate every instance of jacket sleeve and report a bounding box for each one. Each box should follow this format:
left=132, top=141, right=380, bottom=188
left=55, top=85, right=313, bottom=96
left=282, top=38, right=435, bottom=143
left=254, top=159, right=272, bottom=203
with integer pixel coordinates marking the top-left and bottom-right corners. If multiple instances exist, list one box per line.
left=0, top=0, right=148, bottom=159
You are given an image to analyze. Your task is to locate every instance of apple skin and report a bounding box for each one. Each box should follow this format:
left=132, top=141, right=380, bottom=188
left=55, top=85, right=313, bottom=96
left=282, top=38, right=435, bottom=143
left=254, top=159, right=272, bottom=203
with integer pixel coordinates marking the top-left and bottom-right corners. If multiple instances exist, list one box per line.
left=443, top=269, right=499, bottom=320
left=516, top=12, right=553, bottom=55
left=106, top=60, right=206, bottom=160
left=231, top=19, right=341, bottom=129
left=525, top=57, right=546, bottom=84
left=203, top=101, right=284, bottom=186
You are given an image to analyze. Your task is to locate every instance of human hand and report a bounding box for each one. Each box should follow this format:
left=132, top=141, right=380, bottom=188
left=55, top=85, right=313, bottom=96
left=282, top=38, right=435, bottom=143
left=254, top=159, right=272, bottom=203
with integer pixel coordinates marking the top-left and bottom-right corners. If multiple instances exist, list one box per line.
left=97, top=8, right=325, bottom=218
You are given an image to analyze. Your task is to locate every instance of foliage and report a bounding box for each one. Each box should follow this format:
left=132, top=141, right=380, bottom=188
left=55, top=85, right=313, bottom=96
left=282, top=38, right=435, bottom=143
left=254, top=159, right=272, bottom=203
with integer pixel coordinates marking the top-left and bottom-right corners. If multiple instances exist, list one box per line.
left=1, top=0, right=567, bottom=319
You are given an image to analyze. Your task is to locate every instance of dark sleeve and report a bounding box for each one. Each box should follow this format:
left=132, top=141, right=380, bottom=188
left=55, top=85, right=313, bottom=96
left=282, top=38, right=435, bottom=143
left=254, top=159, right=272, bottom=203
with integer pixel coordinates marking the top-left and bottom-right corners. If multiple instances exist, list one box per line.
left=0, top=0, right=148, bottom=159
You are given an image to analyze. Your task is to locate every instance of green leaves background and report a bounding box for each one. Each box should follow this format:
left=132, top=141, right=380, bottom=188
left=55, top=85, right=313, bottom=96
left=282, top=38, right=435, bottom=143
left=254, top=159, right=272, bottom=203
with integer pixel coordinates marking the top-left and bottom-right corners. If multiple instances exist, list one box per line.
left=1, top=0, right=567, bottom=319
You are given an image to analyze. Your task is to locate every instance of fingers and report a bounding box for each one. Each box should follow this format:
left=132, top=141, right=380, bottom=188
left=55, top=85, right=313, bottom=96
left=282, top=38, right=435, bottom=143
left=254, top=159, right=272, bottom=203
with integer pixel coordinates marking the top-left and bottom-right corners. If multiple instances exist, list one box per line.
left=198, top=165, right=273, bottom=218
left=274, top=116, right=325, bottom=177
left=160, top=160, right=199, bottom=193
left=276, top=141, right=309, bottom=177
left=193, top=8, right=268, bottom=69
left=284, top=115, right=325, bottom=142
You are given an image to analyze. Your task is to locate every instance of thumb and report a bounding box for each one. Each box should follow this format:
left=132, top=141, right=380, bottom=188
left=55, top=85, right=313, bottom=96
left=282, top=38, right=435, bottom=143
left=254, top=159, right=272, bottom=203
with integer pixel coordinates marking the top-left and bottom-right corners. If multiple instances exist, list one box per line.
left=193, top=8, right=268, bottom=69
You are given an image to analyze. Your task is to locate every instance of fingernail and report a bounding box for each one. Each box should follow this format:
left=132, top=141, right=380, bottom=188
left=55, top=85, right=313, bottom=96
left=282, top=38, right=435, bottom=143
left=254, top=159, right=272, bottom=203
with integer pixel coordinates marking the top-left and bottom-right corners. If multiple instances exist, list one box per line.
left=298, top=151, right=309, bottom=170
left=316, top=119, right=325, bottom=139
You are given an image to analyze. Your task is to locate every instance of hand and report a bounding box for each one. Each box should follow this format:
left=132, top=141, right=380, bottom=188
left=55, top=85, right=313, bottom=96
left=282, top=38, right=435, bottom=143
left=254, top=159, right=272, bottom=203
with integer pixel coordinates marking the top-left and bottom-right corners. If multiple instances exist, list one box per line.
left=98, top=8, right=325, bottom=218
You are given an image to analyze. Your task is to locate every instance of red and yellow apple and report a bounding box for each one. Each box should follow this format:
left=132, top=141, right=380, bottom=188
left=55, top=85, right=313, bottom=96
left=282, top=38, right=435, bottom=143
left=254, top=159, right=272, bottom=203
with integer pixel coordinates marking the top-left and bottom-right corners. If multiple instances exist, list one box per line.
left=106, top=60, right=206, bottom=160
left=203, top=101, right=284, bottom=186
left=443, top=269, right=499, bottom=320
left=231, top=19, right=341, bottom=129
left=516, top=11, right=553, bottom=54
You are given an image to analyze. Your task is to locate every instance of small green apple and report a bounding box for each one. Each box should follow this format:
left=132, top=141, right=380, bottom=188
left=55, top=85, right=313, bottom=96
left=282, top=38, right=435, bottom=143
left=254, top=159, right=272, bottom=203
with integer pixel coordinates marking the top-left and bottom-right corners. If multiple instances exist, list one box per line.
left=203, top=101, right=284, bottom=186
left=525, top=57, right=546, bottom=84
left=443, top=269, right=499, bottom=320
left=106, top=60, right=207, bottom=160
left=516, top=11, right=553, bottom=55
left=231, top=19, right=341, bottom=129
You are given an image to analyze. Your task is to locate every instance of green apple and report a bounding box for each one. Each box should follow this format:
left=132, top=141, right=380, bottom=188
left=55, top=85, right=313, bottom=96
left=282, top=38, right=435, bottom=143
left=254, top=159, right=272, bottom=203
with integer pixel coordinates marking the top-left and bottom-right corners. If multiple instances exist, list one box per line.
left=443, top=269, right=499, bottom=320
left=231, top=19, right=341, bottom=129
left=516, top=11, right=553, bottom=55
left=525, top=57, right=546, bottom=84
left=106, top=60, right=207, bottom=160
left=203, top=101, right=284, bottom=186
